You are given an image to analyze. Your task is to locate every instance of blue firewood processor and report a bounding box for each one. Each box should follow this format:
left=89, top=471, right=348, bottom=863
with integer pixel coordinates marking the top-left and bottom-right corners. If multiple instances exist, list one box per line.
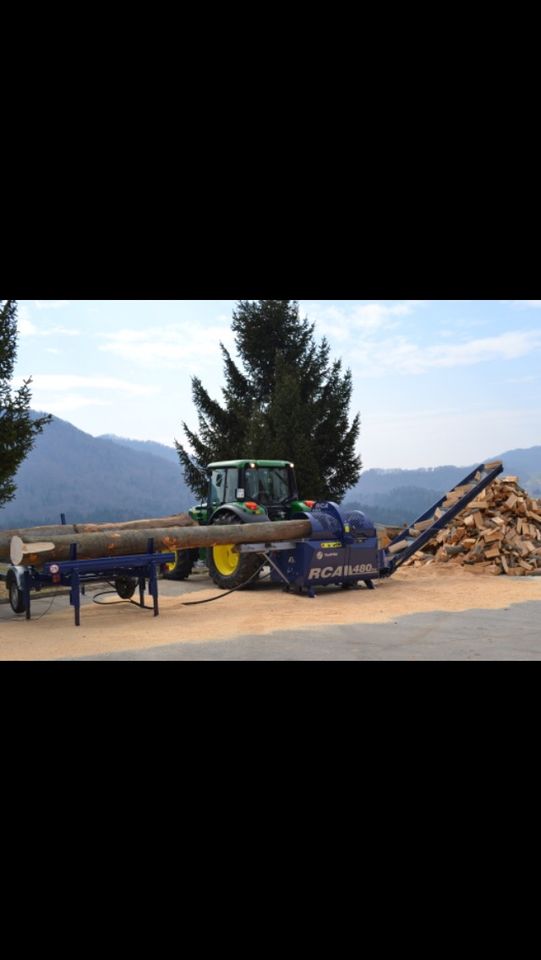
left=234, top=460, right=504, bottom=597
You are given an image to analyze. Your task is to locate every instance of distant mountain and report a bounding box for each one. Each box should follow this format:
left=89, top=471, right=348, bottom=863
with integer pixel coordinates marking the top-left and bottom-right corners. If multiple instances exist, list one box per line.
left=343, top=446, right=541, bottom=526
left=343, top=486, right=449, bottom=527
left=99, top=435, right=180, bottom=466
left=0, top=415, right=193, bottom=530
left=3, top=415, right=539, bottom=533
left=491, top=446, right=541, bottom=493
left=350, top=447, right=541, bottom=502
left=349, top=466, right=467, bottom=506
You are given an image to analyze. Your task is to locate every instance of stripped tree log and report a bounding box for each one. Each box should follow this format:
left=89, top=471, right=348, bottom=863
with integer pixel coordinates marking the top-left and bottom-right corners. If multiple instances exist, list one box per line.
left=10, top=519, right=313, bottom=567
left=0, top=514, right=196, bottom=561
left=75, top=514, right=197, bottom=534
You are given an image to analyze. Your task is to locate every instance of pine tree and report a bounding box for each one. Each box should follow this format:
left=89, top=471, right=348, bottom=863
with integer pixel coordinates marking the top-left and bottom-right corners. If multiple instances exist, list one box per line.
left=176, top=300, right=362, bottom=501
left=0, top=300, right=52, bottom=508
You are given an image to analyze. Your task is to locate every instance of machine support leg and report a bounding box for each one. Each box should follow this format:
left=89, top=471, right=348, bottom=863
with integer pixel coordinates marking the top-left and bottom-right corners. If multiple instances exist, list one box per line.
left=24, top=569, right=32, bottom=620
left=71, top=571, right=81, bottom=627
left=264, top=552, right=291, bottom=586
left=139, top=576, right=146, bottom=608
left=149, top=564, right=159, bottom=617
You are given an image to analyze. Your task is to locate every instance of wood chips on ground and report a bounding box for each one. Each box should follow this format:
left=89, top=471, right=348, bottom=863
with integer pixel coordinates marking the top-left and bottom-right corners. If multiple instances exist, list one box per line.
left=1, top=565, right=541, bottom=661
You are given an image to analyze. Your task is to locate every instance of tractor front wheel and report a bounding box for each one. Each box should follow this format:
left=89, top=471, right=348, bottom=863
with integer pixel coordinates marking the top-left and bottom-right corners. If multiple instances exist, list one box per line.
left=208, top=514, right=263, bottom=590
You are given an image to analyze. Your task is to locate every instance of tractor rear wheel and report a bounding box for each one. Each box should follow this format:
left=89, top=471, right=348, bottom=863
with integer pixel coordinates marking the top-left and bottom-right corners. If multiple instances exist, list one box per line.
left=208, top=513, right=263, bottom=590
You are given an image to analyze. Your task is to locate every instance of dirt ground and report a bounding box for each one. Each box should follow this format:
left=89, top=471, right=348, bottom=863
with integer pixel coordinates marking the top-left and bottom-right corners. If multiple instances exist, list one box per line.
left=1, top=565, right=541, bottom=661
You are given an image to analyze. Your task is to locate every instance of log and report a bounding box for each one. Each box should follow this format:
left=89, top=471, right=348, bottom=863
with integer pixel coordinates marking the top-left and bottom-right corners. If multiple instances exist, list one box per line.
left=409, top=518, right=435, bottom=536
left=10, top=519, right=314, bottom=567
left=75, top=514, right=196, bottom=534
left=387, top=539, right=411, bottom=556
left=473, top=512, right=485, bottom=530
left=0, top=514, right=196, bottom=562
left=445, top=545, right=467, bottom=556
left=484, top=529, right=504, bottom=544
left=0, top=527, right=80, bottom=561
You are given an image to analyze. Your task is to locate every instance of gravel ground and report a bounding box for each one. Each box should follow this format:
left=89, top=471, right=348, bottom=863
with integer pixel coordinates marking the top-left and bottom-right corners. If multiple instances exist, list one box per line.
left=1, top=566, right=541, bottom=661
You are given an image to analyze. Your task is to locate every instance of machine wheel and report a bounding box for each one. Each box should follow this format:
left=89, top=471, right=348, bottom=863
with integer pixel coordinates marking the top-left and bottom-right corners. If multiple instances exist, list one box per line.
left=162, top=549, right=198, bottom=581
left=208, top=514, right=263, bottom=590
left=7, top=572, right=26, bottom=615
left=115, top=576, right=138, bottom=600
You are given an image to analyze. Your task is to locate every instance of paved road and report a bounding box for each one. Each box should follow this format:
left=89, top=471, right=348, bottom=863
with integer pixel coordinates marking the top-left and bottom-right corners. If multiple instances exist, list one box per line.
left=66, top=600, right=541, bottom=661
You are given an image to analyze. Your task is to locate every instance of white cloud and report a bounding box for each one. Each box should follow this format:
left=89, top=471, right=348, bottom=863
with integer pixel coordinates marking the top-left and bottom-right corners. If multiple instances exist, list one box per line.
left=352, top=303, right=413, bottom=328
left=16, top=304, right=37, bottom=336
left=18, top=319, right=38, bottom=336
left=20, top=375, right=160, bottom=397
left=11, top=374, right=161, bottom=417
left=301, top=299, right=431, bottom=344
left=17, top=300, right=81, bottom=338
left=40, top=327, right=81, bottom=337
left=16, top=303, right=80, bottom=338
left=35, top=394, right=113, bottom=413
left=303, top=302, right=541, bottom=379
left=34, top=300, right=72, bottom=309
left=348, top=329, right=541, bottom=378
left=99, top=323, right=236, bottom=368
left=361, top=404, right=541, bottom=469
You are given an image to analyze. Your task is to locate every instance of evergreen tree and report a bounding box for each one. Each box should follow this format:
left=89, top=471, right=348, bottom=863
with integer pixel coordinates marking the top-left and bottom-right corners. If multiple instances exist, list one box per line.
left=0, top=300, right=52, bottom=508
left=176, top=300, right=362, bottom=501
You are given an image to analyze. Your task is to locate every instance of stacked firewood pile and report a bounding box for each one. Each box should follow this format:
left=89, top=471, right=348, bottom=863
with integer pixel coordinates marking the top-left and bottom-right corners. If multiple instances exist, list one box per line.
left=403, top=477, right=541, bottom=576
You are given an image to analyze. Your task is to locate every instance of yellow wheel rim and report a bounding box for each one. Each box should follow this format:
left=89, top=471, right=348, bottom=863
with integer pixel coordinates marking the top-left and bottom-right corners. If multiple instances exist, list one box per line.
left=213, top=544, right=240, bottom=577
left=161, top=550, right=178, bottom=573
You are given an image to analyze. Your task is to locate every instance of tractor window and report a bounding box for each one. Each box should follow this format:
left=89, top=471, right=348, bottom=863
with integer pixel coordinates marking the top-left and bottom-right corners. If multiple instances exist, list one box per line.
left=261, top=468, right=290, bottom=503
left=225, top=469, right=239, bottom=503
left=209, top=468, right=227, bottom=507
left=246, top=467, right=291, bottom=505
left=245, top=468, right=260, bottom=501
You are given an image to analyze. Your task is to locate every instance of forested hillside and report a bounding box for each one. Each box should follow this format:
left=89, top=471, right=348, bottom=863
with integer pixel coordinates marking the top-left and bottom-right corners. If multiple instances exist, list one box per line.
left=99, top=435, right=180, bottom=465
left=0, top=415, right=192, bottom=529
left=343, top=448, right=541, bottom=525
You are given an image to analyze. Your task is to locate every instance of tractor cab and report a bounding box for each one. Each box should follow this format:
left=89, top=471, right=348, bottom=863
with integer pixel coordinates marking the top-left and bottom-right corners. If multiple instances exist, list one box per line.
left=206, top=460, right=308, bottom=522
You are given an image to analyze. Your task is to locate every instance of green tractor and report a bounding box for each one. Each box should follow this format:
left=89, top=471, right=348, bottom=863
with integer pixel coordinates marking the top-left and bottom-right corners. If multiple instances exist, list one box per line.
left=165, top=459, right=315, bottom=589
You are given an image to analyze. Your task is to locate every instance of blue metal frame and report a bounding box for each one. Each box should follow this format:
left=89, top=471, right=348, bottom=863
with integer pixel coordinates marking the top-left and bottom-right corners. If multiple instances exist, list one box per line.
left=20, top=539, right=175, bottom=627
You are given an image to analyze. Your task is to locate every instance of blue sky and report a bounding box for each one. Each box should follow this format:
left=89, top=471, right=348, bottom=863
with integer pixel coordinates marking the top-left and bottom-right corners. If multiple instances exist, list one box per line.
left=13, top=299, right=541, bottom=470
